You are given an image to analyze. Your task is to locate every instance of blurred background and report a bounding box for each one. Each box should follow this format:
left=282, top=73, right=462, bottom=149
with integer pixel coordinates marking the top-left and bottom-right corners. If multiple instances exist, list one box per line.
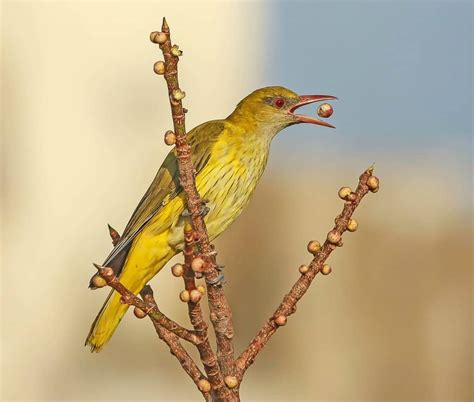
left=1, top=0, right=472, bottom=400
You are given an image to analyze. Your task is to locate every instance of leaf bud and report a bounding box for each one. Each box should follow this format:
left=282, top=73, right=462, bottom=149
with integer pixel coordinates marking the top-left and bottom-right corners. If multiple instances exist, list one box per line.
left=150, top=31, right=167, bottom=44
left=191, top=257, right=205, bottom=273
left=367, top=176, right=380, bottom=192
left=179, top=290, right=190, bottom=302
left=164, top=130, right=176, bottom=145
left=224, top=375, right=238, bottom=389
left=338, top=187, right=352, bottom=200
left=189, top=289, right=202, bottom=303
left=198, top=379, right=211, bottom=392
left=307, top=240, right=321, bottom=254
left=327, top=230, right=341, bottom=244
left=172, top=88, right=186, bottom=101
left=299, top=264, right=309, bottom=274
left=171, top=45, right=183, bottom=56
left=197, top=285, right=206, bottom=294
left=153, top=61, right=166, bottom=75
left=171, top=263, right=184, bottom=277
left=133, top=306, right=147, bottom=319
left=92, top=275, right=107, bottom=288
left=321, top=264, right=332, bottom=275
left=347, top=218, right=358, bottom=232
left=274, top=315, right=287, bottom=326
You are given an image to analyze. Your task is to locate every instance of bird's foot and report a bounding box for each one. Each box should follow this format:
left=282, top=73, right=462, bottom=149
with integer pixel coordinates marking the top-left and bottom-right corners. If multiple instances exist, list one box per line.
left=181, top=199, right=210, bottom=218
left=205, top=264, right=225, bottom=286
left=204, top=248, right=217, bottom=257
left=199, top=204, right=210, bottom=217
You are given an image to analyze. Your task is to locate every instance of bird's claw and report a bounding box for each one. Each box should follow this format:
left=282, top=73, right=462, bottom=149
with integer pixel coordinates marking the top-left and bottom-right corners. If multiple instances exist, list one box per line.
left=200, top=205, right=210, bottom=217
left=204, top=249, right=217, bottom=257
left=182, top=199, right=210, bottom=218
left=205, top=265, right=225, bottom=286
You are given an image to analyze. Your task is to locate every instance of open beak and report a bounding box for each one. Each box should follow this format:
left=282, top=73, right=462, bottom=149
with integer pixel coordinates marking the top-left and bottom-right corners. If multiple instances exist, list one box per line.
left=289, top=95, right=338, bottom=128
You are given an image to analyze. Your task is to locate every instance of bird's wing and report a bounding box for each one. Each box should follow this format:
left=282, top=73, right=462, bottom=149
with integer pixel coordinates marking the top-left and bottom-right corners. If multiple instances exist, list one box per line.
left=102, top=120, right=225, bottom=268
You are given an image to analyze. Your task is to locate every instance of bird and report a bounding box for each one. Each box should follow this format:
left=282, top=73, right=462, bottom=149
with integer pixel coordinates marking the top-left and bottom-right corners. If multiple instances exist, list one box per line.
left=86, top=86, right=336, bottom=352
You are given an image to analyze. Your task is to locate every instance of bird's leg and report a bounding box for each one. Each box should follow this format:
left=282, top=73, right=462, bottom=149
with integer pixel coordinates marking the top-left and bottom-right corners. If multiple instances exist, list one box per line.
left=199, top=200, right=210, bottom=217
left=205, top=264, right=225, bottom=286
left=182, top=198, right=210, bottom=218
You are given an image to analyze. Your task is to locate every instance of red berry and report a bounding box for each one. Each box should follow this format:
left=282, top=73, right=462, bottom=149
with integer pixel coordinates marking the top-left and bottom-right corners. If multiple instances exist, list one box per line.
left=317, top=103, right=333, bottom=118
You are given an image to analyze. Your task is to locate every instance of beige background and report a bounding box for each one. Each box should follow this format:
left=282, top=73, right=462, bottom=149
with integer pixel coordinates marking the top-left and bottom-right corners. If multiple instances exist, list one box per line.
left=1, top=1, right=472, bottom=401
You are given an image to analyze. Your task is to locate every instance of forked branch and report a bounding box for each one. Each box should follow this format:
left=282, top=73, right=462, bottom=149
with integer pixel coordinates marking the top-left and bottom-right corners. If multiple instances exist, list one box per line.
left=235, top=167, right=379, bottom=379
left=140, top=285, right=212, bottom=401
left=92, top=17, right=379, bottom=402
left=94, top=263, right=202, bottom=345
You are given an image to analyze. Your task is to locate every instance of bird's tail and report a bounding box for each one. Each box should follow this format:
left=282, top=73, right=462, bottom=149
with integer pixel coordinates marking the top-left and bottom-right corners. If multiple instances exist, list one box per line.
left=85, top=289, right=129, bottom=352
left=86, top=229, right=177, bottom=352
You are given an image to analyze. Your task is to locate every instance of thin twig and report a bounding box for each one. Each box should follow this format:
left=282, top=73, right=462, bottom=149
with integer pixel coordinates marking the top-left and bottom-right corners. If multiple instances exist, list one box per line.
left=181, top=226, right=226, bottom=395
left=140, top=286, right=213, bottom=402
left=103, top=226, right=213, bottom=399
left=95, top=264, right=202, bottom=345
left=235, top=166, right=377, bottom=380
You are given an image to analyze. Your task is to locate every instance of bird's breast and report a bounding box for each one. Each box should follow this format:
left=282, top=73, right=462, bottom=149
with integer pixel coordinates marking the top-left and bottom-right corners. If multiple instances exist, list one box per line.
left=169, top=137, right=268, bottom=249
left=198, top=139, right=269, bottom=239
left=167, top=136, right=270, bottom=249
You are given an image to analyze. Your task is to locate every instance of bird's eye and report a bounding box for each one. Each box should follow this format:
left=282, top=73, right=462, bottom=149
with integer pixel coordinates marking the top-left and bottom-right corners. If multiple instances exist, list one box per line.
left=273, top=97, right=285, bottom=108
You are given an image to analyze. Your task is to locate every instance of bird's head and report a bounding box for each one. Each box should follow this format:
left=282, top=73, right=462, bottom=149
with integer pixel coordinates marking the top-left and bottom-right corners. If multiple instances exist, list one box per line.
left=227, top=86, right=336, bottom=137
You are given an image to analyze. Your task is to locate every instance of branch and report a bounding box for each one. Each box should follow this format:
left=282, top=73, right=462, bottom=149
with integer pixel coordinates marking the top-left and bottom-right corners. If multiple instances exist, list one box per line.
left=177, top=225, right=231, bottom=397
left=158, top=15, right=236, bottom=382
left=181, top=225, right=207, bottom=337
left=101, top=228, right=214, bottom=399
left=152, top=18, right=237, bottom=400
left=94, top=264, right=202, bottom=345
left=87, top=16, right=382, bottom=402
left=235, top=166, right=379, bottom=380
left=140, top=286, right=213, bottom=402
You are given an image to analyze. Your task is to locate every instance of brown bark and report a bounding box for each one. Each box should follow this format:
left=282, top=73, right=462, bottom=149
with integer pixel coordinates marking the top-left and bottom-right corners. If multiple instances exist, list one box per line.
left=158, top=19, right=237, bottom=386
left=181, top=226, right=233, bottom=399
left=156, top=18, right=237, bottom=401
left=94, top=263, right=202, bottom=345
left=140, top=286, right=213, bottom=402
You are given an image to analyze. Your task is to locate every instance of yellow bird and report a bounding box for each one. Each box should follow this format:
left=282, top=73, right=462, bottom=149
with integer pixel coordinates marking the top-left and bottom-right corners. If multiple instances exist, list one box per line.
left=86, top=86, right=336, bottom=352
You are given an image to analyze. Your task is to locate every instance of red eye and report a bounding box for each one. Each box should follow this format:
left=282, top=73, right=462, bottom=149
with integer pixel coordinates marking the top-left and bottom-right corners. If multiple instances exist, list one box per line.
left=273, top=97, right=285, bottom=108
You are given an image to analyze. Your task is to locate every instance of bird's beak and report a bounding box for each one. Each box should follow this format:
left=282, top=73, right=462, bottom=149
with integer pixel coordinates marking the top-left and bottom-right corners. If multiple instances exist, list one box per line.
left=289, top=95, right=338, bottom=128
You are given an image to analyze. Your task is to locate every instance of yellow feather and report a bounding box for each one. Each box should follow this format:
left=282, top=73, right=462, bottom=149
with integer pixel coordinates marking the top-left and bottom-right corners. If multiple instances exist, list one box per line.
left=86, top=86, right=301, bottom=351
